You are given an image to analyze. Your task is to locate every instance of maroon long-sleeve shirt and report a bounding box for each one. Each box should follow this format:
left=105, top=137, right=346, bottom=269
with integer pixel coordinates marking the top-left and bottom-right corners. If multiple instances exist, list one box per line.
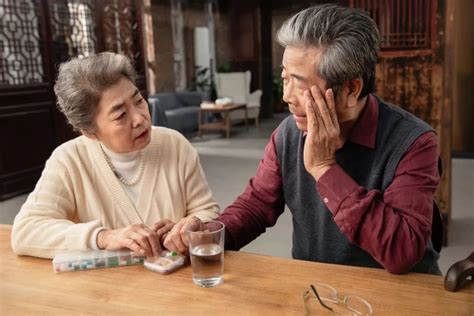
left=219, top=95, right=440, bottom=273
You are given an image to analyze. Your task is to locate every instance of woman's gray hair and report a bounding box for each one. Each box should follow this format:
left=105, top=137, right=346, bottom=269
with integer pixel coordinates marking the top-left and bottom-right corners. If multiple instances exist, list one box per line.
left=277, top=4, right=380, bottom=98
left=54, top=52, right=137, bottom=133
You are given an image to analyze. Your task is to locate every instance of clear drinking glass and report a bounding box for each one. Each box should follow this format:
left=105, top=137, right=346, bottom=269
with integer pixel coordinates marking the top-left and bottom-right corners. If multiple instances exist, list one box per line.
left=303, top=283, right=373, bottom=315
left=187, top=220, right=225, bottom=287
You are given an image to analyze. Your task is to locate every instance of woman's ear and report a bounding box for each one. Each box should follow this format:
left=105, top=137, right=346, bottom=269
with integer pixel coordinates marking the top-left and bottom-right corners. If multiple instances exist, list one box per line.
left=347, top=78, right=363, bottom=108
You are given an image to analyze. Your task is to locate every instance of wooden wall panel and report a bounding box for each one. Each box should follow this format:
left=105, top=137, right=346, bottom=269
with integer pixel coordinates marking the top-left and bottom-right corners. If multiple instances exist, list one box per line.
left=375, top=57, right=451, bottom=230
left=0, top=0, right=147, bottom=201
left=452, top=0, right=474, bottom=154
left=376, top=57, right=439, bottom=127
left=371, top=0, right=453, bottom=236
left=0, top=84, right=56, bottom=200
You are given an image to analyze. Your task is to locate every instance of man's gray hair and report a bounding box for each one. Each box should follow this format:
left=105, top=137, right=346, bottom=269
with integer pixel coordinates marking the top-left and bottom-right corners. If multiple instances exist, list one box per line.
left=277, top=4, right=380, bottom=98
left=54, top=52, right=137, bottom=133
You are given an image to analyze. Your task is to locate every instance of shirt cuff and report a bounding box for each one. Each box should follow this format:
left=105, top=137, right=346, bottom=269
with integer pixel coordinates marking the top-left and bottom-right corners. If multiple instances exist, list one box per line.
left=316, top=164, right=360, bottom=215
left=90, top=227, right=108, bottom=250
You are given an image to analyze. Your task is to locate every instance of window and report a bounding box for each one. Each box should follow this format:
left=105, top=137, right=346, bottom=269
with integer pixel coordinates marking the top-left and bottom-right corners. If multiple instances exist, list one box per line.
left=350, top=0, right=437, bottom=55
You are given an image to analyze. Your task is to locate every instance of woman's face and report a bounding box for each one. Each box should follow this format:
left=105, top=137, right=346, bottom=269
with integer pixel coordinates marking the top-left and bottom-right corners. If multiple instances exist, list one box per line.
left=90, top=77, right=151, bottom=153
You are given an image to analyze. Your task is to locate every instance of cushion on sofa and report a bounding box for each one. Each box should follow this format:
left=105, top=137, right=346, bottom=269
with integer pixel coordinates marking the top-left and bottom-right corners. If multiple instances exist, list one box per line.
left=176, top=91, right=203, bottom=107
left=149, top=93, right=180, bottom=111
left=148, top=98, right=168, bottom=127
left=165, top=107, right=200, bottom=134
left=148, top=91, right=207, bottom=135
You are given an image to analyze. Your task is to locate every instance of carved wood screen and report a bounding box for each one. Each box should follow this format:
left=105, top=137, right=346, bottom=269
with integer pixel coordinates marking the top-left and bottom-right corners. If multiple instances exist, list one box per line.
left=351, top=0, right=452, bottom=238
left=0, top=0, right=146, bottom=200
left=351, top=0, right=436, bottom=53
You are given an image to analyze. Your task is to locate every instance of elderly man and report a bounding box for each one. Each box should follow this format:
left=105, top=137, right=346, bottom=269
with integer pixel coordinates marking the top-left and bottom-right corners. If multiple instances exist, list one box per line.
left=165, top=4, right=441, bottom=275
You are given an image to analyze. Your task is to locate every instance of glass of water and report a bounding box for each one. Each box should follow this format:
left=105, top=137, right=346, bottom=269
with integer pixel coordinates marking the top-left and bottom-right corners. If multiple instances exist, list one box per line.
left=187, top=220, right=225, bottom=287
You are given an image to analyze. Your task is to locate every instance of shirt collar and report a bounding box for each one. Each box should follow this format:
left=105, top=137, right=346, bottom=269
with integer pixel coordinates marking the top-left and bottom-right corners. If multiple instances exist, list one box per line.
left=347, top=94, right=378, bottom=149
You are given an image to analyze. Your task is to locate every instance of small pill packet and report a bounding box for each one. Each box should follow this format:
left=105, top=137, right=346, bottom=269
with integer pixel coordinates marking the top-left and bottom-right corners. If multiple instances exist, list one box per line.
left=144, top=251, right=186, bottom=274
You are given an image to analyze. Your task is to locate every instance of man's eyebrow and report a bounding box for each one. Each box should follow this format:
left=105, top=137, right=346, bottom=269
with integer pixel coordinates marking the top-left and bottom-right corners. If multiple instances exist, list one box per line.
left=281, top=64, right=309, bottom=84
left=132, top=89, right=140, bottom=98
left=291, top=73, right=309, bottom=84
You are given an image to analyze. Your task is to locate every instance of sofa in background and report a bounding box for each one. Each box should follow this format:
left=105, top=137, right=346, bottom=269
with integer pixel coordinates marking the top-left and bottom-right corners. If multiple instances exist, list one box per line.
left=148, top=91, right=209, bottom=134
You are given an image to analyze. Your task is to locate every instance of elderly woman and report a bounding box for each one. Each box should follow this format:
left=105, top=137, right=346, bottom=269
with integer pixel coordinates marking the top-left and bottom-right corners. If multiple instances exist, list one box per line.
left=11, top=52, right=219, bottom=259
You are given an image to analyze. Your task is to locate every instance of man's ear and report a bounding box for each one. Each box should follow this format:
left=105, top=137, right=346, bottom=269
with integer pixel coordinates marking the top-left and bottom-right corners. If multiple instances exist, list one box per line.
left=347, top=78, right=363, bottom=108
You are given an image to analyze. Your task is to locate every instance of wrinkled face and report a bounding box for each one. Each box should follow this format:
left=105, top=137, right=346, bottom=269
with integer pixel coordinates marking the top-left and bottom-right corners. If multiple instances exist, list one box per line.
left=91, top=77, right=151, bottom=153
left=281, top=46, right=332, bottom=132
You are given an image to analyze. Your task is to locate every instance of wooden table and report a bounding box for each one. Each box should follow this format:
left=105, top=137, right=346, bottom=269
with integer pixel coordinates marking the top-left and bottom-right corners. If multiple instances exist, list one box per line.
left=198, top=103, right=248, bottom=138
left=0, top=225, right=472, bottom=315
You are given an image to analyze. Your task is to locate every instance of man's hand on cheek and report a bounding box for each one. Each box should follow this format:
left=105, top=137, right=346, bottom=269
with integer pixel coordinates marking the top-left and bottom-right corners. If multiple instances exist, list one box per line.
left=303, top=86, right=340, bottom=180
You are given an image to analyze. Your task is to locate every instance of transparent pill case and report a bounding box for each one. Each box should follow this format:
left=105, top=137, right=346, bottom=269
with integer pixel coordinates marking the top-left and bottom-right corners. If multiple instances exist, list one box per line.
left=52, top=249, right=145, bottom=273
left=144, top=251, right=186, bottom=274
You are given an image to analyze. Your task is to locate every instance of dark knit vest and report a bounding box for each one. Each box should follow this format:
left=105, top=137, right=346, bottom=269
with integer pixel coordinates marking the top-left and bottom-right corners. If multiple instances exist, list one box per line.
left=275, top=98, right=440, bottom=274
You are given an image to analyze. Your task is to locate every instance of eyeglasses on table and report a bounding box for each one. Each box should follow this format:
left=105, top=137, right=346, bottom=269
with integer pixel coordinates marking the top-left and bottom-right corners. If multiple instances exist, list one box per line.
left=303, top=282, right=373, bottom=315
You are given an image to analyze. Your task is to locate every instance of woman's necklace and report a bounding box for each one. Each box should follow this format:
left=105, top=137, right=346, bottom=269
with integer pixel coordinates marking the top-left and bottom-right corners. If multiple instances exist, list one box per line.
left=100, top=144, right=145, bottom=187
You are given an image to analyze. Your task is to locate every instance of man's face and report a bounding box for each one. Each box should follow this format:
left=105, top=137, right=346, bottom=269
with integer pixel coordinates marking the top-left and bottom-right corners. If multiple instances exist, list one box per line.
left=92, top=77, right=152, bottom=153
left=281, top=46, right=332, bottom=132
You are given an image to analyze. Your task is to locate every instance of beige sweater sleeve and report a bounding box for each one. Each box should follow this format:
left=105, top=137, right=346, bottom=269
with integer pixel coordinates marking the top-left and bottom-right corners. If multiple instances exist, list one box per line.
left=180, top=138, right=220, bottom=222
left=11, top=147, right=102, bottom=259
left=12, top=129, right=220, bottom=259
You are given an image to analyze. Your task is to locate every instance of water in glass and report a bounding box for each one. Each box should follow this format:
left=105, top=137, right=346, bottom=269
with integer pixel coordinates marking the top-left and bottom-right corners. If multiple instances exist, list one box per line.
left=190, top=243, right=223, bottom=287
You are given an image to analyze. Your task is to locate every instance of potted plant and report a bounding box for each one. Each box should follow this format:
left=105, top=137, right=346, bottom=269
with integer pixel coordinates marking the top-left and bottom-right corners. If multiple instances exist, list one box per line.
left=188, top=66, right=217, bottom=101
left=188, top=66, right=210, bottom=92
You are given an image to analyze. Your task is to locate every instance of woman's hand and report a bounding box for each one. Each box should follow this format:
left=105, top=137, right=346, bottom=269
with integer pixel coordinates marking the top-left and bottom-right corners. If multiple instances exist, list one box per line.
left=163, top=216, right=205, bottom=254
left=151, top=219, right=175, bottom=246
left=97, top=224, right=162, bottom=257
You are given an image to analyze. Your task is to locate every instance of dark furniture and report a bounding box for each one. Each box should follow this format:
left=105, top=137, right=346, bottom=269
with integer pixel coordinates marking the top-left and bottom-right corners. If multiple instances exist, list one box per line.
left=444, top=252, right=474, bottom=292
left=148, top=91, right=208, bottom=134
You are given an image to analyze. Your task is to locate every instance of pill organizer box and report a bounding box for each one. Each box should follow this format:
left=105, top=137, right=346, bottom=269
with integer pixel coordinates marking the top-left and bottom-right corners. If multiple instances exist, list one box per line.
left=52, top=249, right=145, bottom=273
left=143, top=251, right=186, bottom=274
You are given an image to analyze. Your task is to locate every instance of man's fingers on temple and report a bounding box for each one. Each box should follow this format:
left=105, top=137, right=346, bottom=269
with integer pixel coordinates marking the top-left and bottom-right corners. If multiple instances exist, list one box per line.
left=325, top=89, right=339, bottom=128
left=325, top=88, right=335, bottom=107
left=310, top=86, right=323, bottom=103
